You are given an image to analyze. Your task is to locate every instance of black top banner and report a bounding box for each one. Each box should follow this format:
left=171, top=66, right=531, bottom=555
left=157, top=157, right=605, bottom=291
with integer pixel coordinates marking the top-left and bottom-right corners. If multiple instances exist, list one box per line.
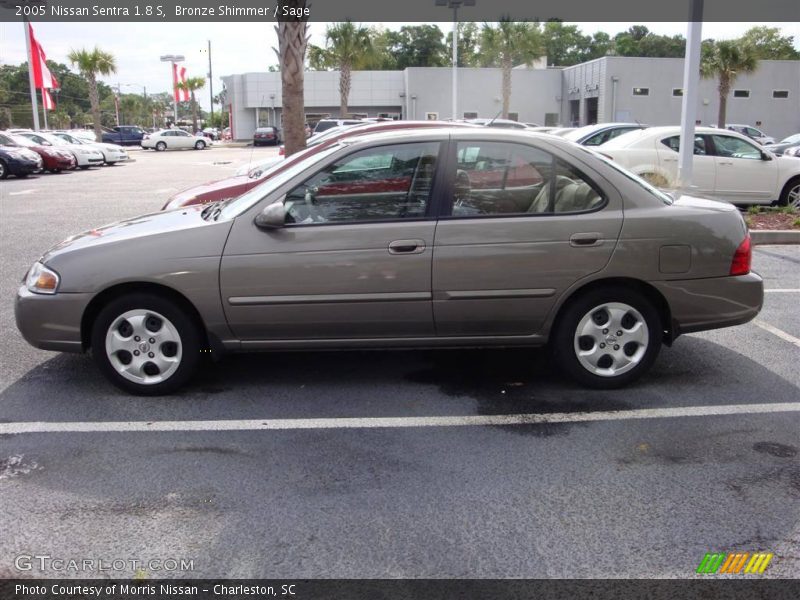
left=1, top=0, right=799, bottom=22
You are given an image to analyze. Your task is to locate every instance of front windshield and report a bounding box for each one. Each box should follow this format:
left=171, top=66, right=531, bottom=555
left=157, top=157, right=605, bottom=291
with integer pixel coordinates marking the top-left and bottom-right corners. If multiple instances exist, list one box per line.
left=578, top=146, right=674, bottom=205
left=36, top=133, right=69, bottom=146
left=55, top=133, right=82, bottom=144
left=780, top=133, right=800, bottom=144
left=219, top=143, right=343, bottom=220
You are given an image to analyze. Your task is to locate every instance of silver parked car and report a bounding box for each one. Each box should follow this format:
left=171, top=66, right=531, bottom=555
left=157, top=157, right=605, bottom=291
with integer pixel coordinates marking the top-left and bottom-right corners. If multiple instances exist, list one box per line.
left=15, top=128, right=763, bottom=395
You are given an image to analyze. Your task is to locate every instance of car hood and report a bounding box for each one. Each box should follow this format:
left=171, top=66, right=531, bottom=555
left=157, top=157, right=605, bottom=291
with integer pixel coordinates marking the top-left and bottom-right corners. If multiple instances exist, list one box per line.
left=42, top=204, right=214, bottom=262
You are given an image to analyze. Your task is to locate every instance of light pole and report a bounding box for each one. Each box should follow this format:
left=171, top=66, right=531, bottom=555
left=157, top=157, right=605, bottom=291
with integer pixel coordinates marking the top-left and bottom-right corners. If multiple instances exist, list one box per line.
left=200, top=41, right=214, bottom=125
left=160, top=54, right=185, bottom=126
left=436, top=0, right=475, bottom=121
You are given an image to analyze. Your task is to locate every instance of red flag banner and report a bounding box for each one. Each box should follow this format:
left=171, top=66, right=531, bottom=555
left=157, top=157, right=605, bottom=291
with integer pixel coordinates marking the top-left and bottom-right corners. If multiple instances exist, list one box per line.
left=173, top=64, right=190, bottom=102
left=179, top=66, right=189, bottom=102
left=28, top=24, right=59, bottom=90
left=42, top=88, right=55, bottom=111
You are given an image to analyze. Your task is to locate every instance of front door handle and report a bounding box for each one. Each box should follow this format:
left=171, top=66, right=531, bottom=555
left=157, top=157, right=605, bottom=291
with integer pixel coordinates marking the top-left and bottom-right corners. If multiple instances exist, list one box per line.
left=570, top=232, right=602, bottom=247
left=388, top=239, right=426, bottom=255
left=718, top=161, right=733, bottom=165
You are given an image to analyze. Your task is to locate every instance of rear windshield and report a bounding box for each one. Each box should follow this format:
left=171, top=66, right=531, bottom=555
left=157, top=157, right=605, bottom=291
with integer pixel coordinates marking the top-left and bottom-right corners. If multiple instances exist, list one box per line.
left=578, top=146, right=674, bottom=205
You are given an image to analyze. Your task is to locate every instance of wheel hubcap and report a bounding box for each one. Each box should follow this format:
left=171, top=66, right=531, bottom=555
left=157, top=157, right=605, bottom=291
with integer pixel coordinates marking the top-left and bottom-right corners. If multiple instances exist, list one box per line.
left=788, top=184, right=800, bottom=209
left=105, top=309, right=182, bottom=385
left=574, top=302, right=649, bottom=377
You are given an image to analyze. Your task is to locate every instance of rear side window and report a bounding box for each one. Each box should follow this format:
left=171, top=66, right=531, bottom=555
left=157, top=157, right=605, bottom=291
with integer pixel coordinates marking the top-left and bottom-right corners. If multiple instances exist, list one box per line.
left=661, top=135, right=708, bottom=155
left=451, top=141, right=605, bottom=217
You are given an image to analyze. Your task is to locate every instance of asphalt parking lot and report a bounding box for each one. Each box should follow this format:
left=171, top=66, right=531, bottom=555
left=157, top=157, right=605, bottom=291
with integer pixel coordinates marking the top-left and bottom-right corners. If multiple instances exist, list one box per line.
left=0, top=147, right=798, bottom=579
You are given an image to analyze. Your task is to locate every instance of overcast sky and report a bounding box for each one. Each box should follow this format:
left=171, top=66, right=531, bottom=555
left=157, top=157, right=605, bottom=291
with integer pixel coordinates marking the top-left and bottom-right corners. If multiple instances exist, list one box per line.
left=1, top=21, right=798, bottom=111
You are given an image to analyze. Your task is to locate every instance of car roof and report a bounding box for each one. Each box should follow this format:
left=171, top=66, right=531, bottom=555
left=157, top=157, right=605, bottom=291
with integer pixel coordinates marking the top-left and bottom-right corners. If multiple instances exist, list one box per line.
left=562, top=123, right=645, bottom=141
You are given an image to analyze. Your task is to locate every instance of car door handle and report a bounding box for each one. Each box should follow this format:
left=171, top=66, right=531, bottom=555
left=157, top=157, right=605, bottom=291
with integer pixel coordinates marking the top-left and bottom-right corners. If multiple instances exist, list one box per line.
left=662, top=157, right=677, bottom=162
left=388, top=239, right=426, bottom=255
left=718, top=161, right=733, bottom=165
left=570, top=233, right=602, bottom=247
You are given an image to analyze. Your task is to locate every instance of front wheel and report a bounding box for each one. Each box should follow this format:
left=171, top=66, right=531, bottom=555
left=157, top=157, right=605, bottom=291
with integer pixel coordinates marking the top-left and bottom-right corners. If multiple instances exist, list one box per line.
left=553, top=287, right=662, bottom=389
left=194, top=140, right=206, bottom=150
left=91, top=294, right=202, bottom=395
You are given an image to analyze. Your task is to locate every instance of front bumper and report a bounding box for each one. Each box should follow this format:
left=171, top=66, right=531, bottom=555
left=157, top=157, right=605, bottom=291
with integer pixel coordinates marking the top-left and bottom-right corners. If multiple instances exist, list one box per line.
left=7, top=156, right=41, bottom=175
left=15, top=286, right=92, bottom=353
left=652, top=272, right=764, bottom=338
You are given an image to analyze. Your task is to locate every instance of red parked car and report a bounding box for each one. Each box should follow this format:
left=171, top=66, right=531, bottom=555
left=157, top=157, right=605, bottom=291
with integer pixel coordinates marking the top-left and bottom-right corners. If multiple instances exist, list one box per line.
left=162, top=120, right=479, bottom=210
left=0, top=131, right=76, bottom=173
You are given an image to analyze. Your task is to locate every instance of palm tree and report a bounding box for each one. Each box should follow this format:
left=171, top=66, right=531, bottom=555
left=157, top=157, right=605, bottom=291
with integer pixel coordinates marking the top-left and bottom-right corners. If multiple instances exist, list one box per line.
left=177, top=77, right=206, bottom=133
left=67, top=47, right=117, bottom=142
left=700, top=40, right=758, bottom=128
left=315, top=21, right=374, bottom=117
left=480, top=20, right=542, bottom=119
left=274, top=0, right=310, bottom=157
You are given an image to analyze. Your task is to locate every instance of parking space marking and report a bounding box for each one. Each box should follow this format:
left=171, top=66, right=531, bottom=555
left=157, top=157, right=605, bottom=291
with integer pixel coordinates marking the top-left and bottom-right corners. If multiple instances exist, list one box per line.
left=8, top=189, right=35, bottom=196
left=1, top=402, right=799, bottom=435
left=764, top=289, right=800, bottom=293
left=753, top=320, right=800, bottom=348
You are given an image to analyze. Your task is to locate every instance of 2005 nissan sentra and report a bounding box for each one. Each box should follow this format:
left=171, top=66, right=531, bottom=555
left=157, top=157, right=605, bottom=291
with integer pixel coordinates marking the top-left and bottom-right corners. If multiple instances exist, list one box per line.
left=15, top=129, right=763, bottom=395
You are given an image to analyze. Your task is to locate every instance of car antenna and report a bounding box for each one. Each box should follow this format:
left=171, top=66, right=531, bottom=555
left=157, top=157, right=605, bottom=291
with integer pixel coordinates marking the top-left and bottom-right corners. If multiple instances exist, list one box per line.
left=486, top=109, right=503, bottom=127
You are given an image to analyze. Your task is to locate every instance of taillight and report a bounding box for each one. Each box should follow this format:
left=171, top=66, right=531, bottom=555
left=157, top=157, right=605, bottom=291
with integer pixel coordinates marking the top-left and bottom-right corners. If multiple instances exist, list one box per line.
left=278, top=146, right=285, bottom=156
left=730, top=234, right=752, bottom=276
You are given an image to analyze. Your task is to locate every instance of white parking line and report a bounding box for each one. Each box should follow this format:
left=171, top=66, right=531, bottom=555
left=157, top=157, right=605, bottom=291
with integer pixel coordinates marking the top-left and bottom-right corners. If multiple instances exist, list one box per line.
left=8, top=189, right=35, bottom=196
left=764, top=289, right=800, bottom=293
left=1, top=402, right=798, bottom=435
left=753, top=320, right=800, bottom=348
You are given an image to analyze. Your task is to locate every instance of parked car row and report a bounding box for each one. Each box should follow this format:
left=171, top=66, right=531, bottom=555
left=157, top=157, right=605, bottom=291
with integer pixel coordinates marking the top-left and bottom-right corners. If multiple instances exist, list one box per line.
left=0, top=129, right=131, bottom=179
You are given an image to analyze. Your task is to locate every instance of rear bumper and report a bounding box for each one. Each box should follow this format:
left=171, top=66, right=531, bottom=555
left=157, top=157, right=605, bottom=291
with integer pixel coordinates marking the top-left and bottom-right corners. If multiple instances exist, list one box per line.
left=15, top=286, right=91, bottom=353
left=652, top=272, right=764, bottom=337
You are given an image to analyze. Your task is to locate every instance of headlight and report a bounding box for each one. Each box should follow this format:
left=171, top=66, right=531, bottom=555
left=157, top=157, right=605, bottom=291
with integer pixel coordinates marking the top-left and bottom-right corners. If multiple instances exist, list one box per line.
left=25, top=261, right=60, bottom=295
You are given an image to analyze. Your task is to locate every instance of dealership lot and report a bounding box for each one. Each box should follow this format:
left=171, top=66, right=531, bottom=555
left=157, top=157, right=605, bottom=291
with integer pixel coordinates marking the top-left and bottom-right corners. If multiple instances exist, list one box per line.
left=0, top=147, right=798, bottom=579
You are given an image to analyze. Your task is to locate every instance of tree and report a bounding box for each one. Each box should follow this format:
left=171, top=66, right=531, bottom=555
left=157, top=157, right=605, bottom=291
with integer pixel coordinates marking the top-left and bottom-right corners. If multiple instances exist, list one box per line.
left=739, top=26, right=800, bottom=60
left=480, top=20, right=543, bottom=119
left=274, top=0, right=310, bottom=156
left=177, top=76, right=206, bottom=133
left=309, top=21, right=374, bottom=116
left=541, top=21, right=592, bottom=66
left=446, top=22, right=481, bottom=67
left=701, top=40, right=758, bottom=128
left=67, top=47, right=117, bottom=142
left=387, top=25, right=447, bottom=69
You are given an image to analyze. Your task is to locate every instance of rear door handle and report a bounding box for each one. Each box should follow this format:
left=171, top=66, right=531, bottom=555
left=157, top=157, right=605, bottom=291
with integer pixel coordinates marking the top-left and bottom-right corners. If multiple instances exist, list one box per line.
left=570, top=232, right=602, bottom=247
left=718, top=161, right=733, bottom=165
left=388, top=239, right=426, bottom=255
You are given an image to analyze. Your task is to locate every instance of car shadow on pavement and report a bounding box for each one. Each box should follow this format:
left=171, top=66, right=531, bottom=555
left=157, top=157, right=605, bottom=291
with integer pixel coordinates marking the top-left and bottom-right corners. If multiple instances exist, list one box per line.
left=0, top=335, right=798, bottom=424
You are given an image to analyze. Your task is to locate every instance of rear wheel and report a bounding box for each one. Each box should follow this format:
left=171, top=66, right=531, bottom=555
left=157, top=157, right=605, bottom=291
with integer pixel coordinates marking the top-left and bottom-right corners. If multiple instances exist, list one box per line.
left=779, top=177, right=800, bottom=209
left=91, top=293, right=202, bottom=395
left=553, top=287, right=662, bottom=389
left=194, top=140, right=206, bottom=150
left=155, top=141, right=167, bottom=152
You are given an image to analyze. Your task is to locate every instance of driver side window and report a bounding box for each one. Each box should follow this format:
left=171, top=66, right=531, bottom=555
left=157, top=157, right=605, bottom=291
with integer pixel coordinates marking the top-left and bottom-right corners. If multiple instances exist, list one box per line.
left=711, top=135, right=761, bottom=160
left=283, top=142, right=440, bottom=225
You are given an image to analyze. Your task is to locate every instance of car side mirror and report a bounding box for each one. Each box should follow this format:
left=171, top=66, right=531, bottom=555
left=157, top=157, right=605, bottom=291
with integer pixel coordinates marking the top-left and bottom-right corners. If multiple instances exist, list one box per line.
left=761, top=151, right=772, bottom=161
left=254, top=202, right=286, bottom=229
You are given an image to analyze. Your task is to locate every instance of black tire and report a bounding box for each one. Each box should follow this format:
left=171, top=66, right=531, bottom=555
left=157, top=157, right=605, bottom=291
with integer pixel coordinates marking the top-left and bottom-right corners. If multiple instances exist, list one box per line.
left=195, top=140, right=206, bottom=150
left=0, top=159, right=8, bottom=179
left=155, top=141, right=167, bottom=152
left=552, top=286, right=662, bottom=389
left=91, top=293, right=202, bottom=395
left=18, top=172, right=29, bottom=178
left=79, top=165, right=91, bottom=170
left=778, top=176, right=800, bottom=209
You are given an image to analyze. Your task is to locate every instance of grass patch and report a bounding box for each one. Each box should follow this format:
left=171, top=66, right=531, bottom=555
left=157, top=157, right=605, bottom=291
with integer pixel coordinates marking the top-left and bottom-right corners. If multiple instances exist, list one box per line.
left=747, top=205, right=761, bottom=215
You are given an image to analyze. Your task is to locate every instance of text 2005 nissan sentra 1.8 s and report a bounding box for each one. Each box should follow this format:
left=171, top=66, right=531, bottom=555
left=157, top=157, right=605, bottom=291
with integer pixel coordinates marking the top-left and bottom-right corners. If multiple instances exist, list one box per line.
left=15, top=129, right=764, bottom=395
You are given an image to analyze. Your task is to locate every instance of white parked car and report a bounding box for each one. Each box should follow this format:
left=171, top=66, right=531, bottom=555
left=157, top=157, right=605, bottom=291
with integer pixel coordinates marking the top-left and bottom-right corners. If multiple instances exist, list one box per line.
left=53, top=131, right=128, bottom=165
left=141, top=129, right=209, bottom=151
left=18, top=131, right=104, bottom=169
left=599, top=126, right=800, bottom=207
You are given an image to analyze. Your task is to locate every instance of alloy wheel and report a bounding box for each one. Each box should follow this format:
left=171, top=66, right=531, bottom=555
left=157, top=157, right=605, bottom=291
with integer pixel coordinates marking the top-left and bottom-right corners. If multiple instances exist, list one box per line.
left=573, top=302, right=650, bottom=377
left=104, top=309, right=182, bottom=385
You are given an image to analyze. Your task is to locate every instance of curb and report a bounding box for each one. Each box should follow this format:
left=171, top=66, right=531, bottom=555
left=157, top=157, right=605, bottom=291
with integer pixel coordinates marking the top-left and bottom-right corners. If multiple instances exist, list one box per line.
left=751, top=230, right=800, bottom=245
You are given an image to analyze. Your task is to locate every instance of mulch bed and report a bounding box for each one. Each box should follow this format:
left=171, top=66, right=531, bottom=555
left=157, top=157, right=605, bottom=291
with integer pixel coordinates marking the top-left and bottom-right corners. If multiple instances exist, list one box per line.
left=746, top=212, right=800, bottom=230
